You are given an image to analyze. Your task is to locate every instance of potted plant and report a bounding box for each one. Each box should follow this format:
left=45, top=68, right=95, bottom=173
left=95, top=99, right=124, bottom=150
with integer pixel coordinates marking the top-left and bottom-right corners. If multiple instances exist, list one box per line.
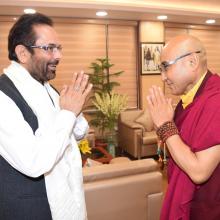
left=87, top=57, right=125, bottom=140
left=93, top=92, right=127, bottom=156
left=88, top=58, right=123, bottom=96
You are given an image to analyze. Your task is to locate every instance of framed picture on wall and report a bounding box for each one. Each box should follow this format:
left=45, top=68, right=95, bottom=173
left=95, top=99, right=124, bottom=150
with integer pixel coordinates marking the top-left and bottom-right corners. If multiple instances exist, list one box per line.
left=141, top=42, right=164, bottom=75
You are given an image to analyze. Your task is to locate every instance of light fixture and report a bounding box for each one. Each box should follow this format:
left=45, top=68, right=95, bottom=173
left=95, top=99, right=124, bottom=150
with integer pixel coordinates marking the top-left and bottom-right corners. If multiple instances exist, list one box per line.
left=13, top=17, right=17, bottom=21
left=206, top=19, right=216, bottom=24
left=157, top=15, right=168, bottom=20
left=24, top=8, right=36, bottom=14
left=96, top=11, right=108, bottom=17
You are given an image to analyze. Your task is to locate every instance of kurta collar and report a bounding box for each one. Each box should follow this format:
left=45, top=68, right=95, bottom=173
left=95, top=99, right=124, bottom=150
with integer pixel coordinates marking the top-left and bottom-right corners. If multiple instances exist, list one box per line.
left=181, top=72, right=207, bottom=109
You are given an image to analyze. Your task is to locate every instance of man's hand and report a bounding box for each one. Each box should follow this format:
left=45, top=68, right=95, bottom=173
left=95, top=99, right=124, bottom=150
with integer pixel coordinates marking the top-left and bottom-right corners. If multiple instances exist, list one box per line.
left=59, top=71, right=92, bottom=116
left=147, top=86, right=174, bottom=128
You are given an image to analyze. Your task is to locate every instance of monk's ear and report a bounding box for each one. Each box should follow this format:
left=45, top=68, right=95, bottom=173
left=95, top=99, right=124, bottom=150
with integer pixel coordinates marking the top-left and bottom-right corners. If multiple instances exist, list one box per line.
left=188, top=53, right=199, bottom=70
left=15, top=45, right=31, bottom=64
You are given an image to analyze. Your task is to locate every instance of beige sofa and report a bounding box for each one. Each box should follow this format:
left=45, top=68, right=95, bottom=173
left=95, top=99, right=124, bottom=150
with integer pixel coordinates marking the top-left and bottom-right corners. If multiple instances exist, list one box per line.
left=83, top=158, right=163, bottom=220
left=118, top=110, right=158, bottom=159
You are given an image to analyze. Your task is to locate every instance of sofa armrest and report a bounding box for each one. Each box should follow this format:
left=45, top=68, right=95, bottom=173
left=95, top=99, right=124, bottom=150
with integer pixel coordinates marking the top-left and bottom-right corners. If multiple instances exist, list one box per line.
left=118, top=120, right=143, bottom=157
left=119, top=110, right=143, bottom=122
left=121, top=120, right=145, bottom=130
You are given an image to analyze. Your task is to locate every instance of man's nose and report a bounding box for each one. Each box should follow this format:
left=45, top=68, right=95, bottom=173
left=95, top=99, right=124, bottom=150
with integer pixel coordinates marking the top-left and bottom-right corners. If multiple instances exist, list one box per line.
left=53, top=48, right=62, bottom=60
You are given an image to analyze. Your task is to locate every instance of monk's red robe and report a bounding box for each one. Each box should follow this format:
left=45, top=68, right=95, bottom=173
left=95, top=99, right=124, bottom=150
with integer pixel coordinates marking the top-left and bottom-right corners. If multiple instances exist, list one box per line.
left=161, top=71, right=220, bottom=220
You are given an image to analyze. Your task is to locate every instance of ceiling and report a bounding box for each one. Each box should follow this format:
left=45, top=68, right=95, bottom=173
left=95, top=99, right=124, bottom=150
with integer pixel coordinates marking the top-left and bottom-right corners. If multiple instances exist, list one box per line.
left=1, top=0, right=220, bottom=25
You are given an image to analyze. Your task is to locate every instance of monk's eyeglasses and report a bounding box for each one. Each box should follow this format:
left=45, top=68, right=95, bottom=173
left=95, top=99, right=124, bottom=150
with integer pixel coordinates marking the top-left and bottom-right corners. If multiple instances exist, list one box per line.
left=159, top=50, right=201, bottom=73
left=26, top=44, right=62, bottom=53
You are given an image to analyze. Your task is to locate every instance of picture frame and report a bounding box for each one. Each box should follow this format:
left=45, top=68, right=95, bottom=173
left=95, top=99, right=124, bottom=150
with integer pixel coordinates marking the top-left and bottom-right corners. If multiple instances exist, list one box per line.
left=141, top=42, right=164, bottom=75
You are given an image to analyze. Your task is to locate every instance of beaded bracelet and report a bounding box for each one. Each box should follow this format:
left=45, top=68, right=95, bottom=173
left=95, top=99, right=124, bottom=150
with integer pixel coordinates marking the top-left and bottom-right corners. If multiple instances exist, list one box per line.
left=156, top=121, right=179, bottom=143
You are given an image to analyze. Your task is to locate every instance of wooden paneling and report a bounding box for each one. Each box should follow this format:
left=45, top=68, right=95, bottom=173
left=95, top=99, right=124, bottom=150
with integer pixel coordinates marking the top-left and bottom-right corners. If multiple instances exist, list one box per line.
left=188, top=29, right=220, bottom=74
left=165, top=27, right=188, bottom=42
left=52, top=23, right=106, bottom=91
left=108, top=25, right=138, bottom=108
left=0, top=17, right=138, bottom=109
left=0, top=21, right=13, bottom=72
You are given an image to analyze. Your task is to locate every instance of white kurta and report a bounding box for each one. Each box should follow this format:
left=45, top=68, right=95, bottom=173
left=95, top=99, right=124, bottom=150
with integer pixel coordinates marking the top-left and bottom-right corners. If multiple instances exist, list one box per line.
left=0, top=61, right=87, bottom=219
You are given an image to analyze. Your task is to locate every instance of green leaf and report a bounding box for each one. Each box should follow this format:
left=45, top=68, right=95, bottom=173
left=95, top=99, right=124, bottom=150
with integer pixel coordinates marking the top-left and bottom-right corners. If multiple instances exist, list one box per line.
left=86, top=57, right=125, bottom=138
left=109, top=71, right=124, bottom=76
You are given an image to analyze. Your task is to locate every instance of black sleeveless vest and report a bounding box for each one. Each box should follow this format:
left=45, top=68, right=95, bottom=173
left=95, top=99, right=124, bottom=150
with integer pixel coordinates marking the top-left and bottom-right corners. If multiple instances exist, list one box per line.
left=0, top=74, right=52, bottom=220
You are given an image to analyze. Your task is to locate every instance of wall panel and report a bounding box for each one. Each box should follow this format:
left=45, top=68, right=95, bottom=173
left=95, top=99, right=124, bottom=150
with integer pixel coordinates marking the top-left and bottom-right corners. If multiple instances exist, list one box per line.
left=52, top=23, right=106, bottom=92
left=108, top=25, right=138, bottom=108
left=0, top=17, right=138, bottom=109
left=0, top=21, right=12, bottom=72
left=189, top=29, right=220, bottom=74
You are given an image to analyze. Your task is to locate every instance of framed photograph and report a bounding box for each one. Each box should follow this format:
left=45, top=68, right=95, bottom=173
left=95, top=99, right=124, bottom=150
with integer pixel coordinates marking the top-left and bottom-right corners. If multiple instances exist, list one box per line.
left=141, top=42, right=164, bottom=75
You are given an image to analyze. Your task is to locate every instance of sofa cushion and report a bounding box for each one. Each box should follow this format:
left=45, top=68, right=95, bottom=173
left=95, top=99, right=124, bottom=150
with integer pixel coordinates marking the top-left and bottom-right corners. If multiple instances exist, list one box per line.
left=143, top=131, right=158, bottom=144
left=83, top=158, right=158, bottom=183
left=121, top=120, right=144, bottom=130
left=134, top=109, right=154, bottom=131
left=119, top=110, right=142, bottom=122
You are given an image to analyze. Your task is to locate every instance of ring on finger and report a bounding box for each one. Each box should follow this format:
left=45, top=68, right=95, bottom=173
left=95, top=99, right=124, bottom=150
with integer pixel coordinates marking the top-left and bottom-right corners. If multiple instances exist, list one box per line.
left=74, top=86, right=80, bottom=91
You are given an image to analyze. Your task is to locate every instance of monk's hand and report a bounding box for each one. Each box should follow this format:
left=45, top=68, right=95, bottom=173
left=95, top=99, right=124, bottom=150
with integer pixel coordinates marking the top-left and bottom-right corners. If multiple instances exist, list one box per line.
left=147, top=86, right=174, bottom=128
left=59, top=71, right=93, bottom=116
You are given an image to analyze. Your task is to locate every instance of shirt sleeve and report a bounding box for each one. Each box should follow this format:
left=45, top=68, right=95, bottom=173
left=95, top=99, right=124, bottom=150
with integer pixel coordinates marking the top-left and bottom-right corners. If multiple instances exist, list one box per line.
left=0, top=91, right=76, bottom=177
left=73, top=113, right=89, bottom=141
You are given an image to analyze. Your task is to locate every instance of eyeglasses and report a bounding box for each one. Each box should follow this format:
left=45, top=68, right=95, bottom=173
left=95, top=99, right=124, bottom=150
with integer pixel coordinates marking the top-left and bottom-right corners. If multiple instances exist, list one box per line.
left=27, top=44, right=62, bottom=53
left=159, top=50, right=201, bottom=73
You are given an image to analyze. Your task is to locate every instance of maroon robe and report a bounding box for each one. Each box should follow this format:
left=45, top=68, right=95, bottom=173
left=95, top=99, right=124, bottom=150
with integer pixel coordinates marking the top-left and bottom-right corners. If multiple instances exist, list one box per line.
left=160, top=71, right=220, bottom=220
